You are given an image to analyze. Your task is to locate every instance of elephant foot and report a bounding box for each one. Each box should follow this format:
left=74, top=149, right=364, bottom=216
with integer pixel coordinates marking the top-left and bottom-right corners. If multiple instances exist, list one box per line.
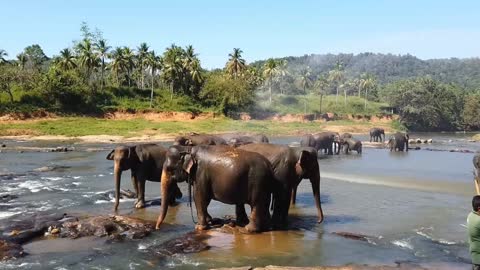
left=245, top=222, right=261, bottom=233
left=135, top=201, right=145, bottom=209
left=195, top=224, right=209, bottom=231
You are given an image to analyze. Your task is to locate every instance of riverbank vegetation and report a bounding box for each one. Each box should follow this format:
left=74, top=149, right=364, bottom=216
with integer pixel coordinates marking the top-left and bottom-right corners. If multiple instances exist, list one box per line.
left=1, top=23, right=480, bottom=131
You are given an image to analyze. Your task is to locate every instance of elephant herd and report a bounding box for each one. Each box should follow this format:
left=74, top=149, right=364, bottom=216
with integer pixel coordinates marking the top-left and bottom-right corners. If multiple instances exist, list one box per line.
left=106, top=133, right=323, bottom=233
left=106, top=128, right=410, bottom=233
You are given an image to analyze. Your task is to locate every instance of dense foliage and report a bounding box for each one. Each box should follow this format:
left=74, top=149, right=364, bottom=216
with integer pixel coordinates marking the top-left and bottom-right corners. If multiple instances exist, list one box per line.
left=1, top=23, right=480, bottom=131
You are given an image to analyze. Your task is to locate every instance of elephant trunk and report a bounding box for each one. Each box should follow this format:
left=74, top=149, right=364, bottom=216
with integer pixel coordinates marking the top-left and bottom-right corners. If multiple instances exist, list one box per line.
left=156, top=169, right=172, bottom=229
left=310, top=164, right=324, bottom=223
left=113, top=165, right=122, bottom=211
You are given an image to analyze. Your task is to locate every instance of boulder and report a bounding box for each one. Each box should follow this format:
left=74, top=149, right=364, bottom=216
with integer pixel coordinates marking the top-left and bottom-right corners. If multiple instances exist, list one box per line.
left=0, top=240, right=25, bottom=261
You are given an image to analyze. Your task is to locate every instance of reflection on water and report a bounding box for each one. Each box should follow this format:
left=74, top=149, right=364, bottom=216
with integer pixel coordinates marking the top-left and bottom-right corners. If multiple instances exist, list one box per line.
left=0, top=133, right=477, bottom=269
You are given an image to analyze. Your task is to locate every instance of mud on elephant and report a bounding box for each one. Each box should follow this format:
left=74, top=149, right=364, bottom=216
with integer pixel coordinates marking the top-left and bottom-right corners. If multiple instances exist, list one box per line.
left=156, top=145, right=274, bottom=233
left=106, top=144, right=183, bottom=211
left=239, top=143, right=323, bottom=227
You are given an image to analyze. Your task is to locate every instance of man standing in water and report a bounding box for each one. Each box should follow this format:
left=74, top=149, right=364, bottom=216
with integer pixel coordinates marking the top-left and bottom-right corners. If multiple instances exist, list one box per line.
left=468, top=195, right=480, bottom=269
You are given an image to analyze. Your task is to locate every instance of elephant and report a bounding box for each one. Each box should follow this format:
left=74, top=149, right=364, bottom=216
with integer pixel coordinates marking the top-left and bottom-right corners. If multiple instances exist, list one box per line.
left=474, top=153, right=480, bottom=178
left=387, top=132, right=409, bottom=152
left=227, top=134, right=270, bottom=147
left=155, top=145, right=274, bottom=233
left=238, top=143, right=323, bottom=227
left=106, top=144, right=183, bottom=211
left=173, top=134, right=227, bottom=146
left=369, top=128, right=385, bottom=142
left=341, top=138, right=362, bottom=154
left=300, top=132, right=339, bottom=155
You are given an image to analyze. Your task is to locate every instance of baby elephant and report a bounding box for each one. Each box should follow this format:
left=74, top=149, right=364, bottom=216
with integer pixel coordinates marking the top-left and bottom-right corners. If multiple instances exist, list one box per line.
left=341, top=138, right=362, bottom=154
left=106, top=144, right=183, bottom=211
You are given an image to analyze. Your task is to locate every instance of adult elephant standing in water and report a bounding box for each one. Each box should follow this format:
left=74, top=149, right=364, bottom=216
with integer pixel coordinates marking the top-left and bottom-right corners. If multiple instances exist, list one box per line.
left=474, top=154, right=480, bottom=178
left=238, top=143, right=323, bottom=227
left=106, top=144, right=183, bottom=211
left=388, top=132, right=409, bottom=152
left=155, top=145, right=274, bottom=233
left=301, top=132, right=339, bottom=155
left=173, top=134, right=227, bottom=146
left=370, top=128, right=385, bottom=142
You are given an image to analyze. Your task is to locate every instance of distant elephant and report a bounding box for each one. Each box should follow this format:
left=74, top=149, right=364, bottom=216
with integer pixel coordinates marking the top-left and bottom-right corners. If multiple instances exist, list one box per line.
left=341, top=138, right=362, bottom=154
left=106, top=144, right=183, bottom=211
left=155, top=145, right=274, bottom=233
left=474, top=153, right=480, bottom=178
left=370, top=128, right=385, bottom=142
left=387, top=132, right=409, bottom=152
left=227, top=134, right=270, bottom=147
left=173, top=134, right=227, bottom=146
left=239, top=143, right=323, bottom=227
left=300, top=132, right=339, bottom=155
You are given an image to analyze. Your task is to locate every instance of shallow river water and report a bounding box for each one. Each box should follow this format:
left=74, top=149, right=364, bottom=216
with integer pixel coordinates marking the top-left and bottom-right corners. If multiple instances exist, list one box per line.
left=0, top=133, right=479, bottom=269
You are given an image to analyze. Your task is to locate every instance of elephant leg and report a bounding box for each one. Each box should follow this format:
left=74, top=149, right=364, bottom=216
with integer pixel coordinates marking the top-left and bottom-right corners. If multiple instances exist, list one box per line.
left=290, top=185, right=298, bottom=205
left=131, top=173, right=139, bottom=205
left=327, top=146, right=333, bottom=155
left=135, top=179, right=146, bottom=209
left=235, top=204, right=249, bottom=225
left=246, top=203, right=269, bottom=233
left=194, top=189, right=210, bottom=231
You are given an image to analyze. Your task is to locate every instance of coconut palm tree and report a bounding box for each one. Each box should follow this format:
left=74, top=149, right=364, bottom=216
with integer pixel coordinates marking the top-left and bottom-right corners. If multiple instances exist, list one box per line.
left=122, top=47, right=135, bottom=87
left=328, top=61, right=344, bottom=107
left=0, top=49, right=8, bottom=64
left=162, top=44, right=183, bottom=99
left=16, top=53, right=27, bottom=70
left=314, top=74, right=329, bottom=115
left=277, top=60, right=289, bottom=94
left=226, top=48, right=246, bottom=79
left=146, top=50, right=161, bottom=107
left=76, top=38, right=99, bottom=84
left=96, top=39, right=110, bottom=90
left=299, top=67, right=312, bottom=114
left=57, top=48, right=77, bottom=71
left=262, top=59, right=279, bottom=104
left=136, top=42, right=149, bottom=89
left=109, top=47, right=125, bottom=86
left=359, top=73, right=376, bottom=110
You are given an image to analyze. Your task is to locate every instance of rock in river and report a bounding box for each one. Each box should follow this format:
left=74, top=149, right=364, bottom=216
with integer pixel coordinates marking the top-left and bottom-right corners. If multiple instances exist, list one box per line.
left=0, top=240, right=25, bottom=261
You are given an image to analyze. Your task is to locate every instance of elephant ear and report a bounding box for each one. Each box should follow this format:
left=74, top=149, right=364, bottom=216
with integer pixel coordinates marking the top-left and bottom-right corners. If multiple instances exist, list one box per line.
left=106, top=150, right=115, bottom=160
left=135, top=146, right=148, bottom=162
left=182, top=154, right=196, bottom=174
left=295, top=150, right=309, bottom=176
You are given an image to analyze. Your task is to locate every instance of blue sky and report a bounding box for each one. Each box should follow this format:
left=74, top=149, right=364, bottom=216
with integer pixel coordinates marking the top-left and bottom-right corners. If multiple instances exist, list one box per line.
left=2, top=0, right=480, bottom=69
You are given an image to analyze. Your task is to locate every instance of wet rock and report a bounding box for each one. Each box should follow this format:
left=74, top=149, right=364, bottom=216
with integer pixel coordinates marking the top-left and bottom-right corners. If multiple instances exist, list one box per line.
left=0, top=240, right=25, bottom=261
left=33, top=165, right=71, bottom=172
left=332, top=231, right=371, bottom=242
left=147, top=232, right=210, bottom=257
left=49, top=147, right=74, bottom=152
left=60, top=215, right=153, bottom=240
left=0, top=194, right=18, bottom=203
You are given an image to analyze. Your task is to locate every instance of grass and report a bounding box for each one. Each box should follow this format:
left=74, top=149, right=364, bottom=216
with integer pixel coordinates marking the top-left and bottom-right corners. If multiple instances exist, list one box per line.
left=0, top=117, right=396, bottom=138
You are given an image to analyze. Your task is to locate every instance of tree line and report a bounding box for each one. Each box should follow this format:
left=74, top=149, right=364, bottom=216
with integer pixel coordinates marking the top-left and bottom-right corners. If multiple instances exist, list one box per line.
left=1, top=23, right=480, bottom=131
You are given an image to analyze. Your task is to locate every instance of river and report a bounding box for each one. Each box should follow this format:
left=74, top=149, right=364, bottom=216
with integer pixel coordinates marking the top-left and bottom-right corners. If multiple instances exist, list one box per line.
left=0, top=133, right=478, bottom=269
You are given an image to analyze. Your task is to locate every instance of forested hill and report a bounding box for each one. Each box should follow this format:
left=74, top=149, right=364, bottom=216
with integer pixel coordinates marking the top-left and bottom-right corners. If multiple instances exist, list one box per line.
left=252, top=53, right=480, bottom=89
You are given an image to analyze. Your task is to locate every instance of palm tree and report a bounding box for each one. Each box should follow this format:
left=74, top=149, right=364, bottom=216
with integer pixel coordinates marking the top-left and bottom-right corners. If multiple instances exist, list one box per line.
left=109, top=47, right=125, bottom=86
left=16, top=53, right=27, bottom=70
left=122, top=47, right=135, bottom=87
left=226, top=48, right=246, bottom=78
left=96, top=39, right=110, bottom=90
left=359, top=73, right=376, bottom=110
left=0, top=49, right=8, bottom=64
left=182, top=45, right=200, bottom=95
left=57, top=48, right=77, bottom=71
left=299, top=67, right=312, bottom=114
left=162, top=44, right=183, bottom=99
left=76, top=38, right=99, bottom=84
left=146, top=50, right=161, bottom=107
left=277, top=60, right=289, bottom=94
left=314, top=75, right=329, bottom=116
left=328, top=61, right=344, bottom=107
left=136, top=42, right=149, bottom=89
left=262, top=59, right=279, bottom=104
